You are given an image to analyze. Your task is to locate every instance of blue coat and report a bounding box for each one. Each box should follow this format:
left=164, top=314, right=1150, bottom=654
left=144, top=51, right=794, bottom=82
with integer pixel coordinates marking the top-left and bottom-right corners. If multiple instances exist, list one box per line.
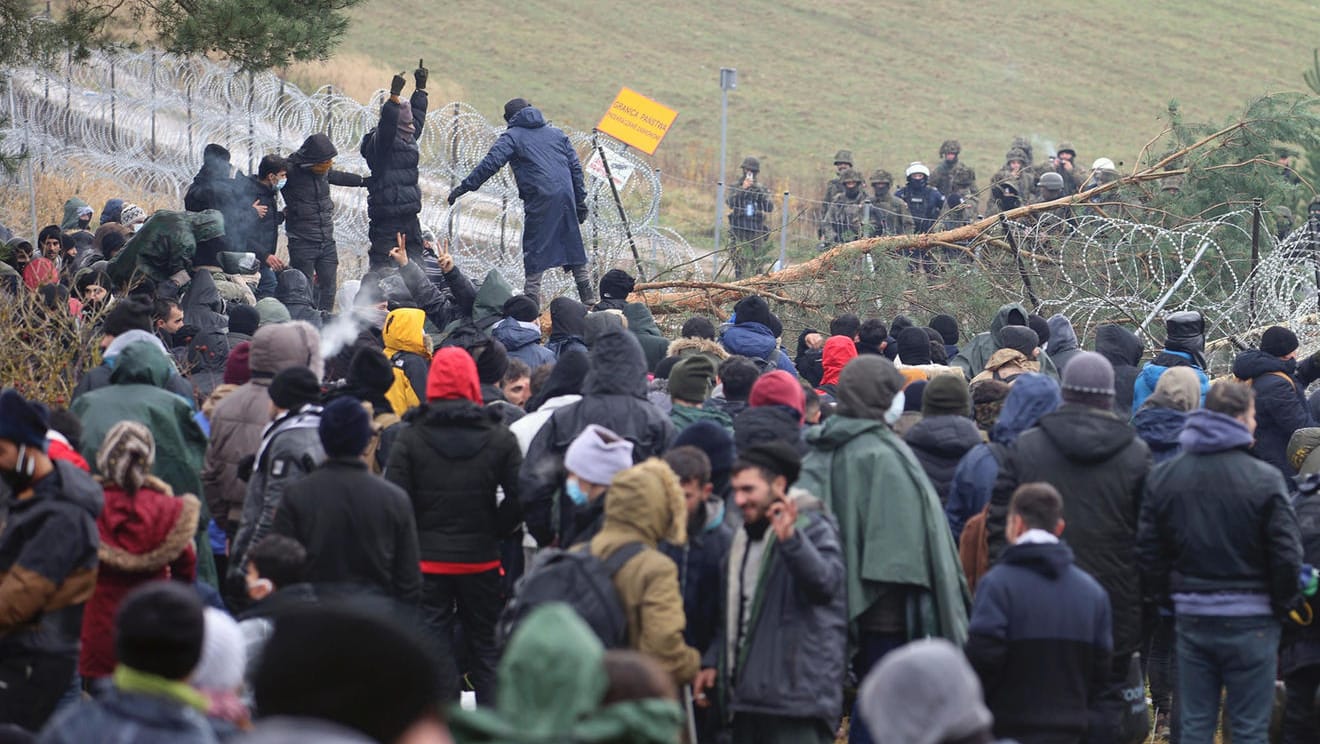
left=459, top=106, right=588, bottom=274
left=1132, top=350, right=1209, bottom=413
left=719, top=322, right=798, bottom=375
left=39, top=691, right=218, bottom=744
left=492, top=317, right=557, bottom=370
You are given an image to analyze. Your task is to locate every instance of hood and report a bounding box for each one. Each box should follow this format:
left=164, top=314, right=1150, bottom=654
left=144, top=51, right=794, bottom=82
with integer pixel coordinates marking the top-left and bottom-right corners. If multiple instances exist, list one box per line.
left=666, top=337, right=728, bottom=361
left=1095, top=324, right=1143, bottom=368
left=426, top=347, right=482, bottom=404
left=185, top=268, right=224, bottom=313
left=720, top=322, right=778, bottom=361
left=49, top=459, right=105, bottom=519
left=472, top=269, right=515, bottom=331
left=100, top=198, right=124, bottom=225
left=1132, top=406, right=1188, bottom=452
left=383, top=308, right=430, bottom=359
left=622, top=302, right=664, bottom=338
left=990, top=373, right=1061, bottom=445
left=1179, top=409, right=1253, bottom=454
left=836, top=356, right=905, bottom=421
left=584, top=331, right=648, bottom=397
left=603, top=458, right=687, bottom=546
left=492, top=317, right=542, bottom=352
left=1046, top=314, right=1078, bottom=354
left=507, top=105, right=548, bottom=130
left=104, top=329, right=172, bottom=364
left=62, top=197, right=91, bottom=230
left=1036, top=404, right=1136, bottom=462
left=983, top=348, right=1034, bottom=373
left=1232, top=349, right=1295, bottom=381
left=805, top=414, right=888, bottom=451
left=1001, top=540, right=1074, bottom=580
left=820, top=335, right=859, bottom=386
left=904, top=415, right=982, bottom=457
left=109, top=340, right=174, bottom=387
left=249, top=321, right=323, bottom=380
left=549, top=296, right=587, bottom=338
left=255, top=297, right=292, bottom=326
left=188, top=209, right=226, bottom=243
left=291, top=133, right=338, bottom=166
left=989, top=302, right=1029, bottom=347
left=526, top=350, right=589, bottom=412
left=276, top=270, right=316, bottom=308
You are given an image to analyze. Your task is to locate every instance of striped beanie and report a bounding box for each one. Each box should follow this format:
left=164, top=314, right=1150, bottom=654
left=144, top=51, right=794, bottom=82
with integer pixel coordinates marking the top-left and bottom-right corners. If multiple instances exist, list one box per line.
left=96, top=421, right=155, bottom=493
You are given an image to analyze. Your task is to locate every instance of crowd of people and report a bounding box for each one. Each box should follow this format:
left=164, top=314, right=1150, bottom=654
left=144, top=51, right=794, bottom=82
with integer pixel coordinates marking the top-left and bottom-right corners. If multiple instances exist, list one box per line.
left=4, top=70, right=1320, bottom=744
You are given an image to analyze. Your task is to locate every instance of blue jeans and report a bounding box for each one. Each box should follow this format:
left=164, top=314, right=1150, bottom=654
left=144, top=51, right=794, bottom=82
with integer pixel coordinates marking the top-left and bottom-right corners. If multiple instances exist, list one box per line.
left=1176, top=614, right=1281, bottom=744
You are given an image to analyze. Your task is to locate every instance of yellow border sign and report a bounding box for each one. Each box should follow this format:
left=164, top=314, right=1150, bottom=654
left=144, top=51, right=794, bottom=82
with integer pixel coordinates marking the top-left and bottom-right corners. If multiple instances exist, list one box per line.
left=596, top=87, right=679, bottom=155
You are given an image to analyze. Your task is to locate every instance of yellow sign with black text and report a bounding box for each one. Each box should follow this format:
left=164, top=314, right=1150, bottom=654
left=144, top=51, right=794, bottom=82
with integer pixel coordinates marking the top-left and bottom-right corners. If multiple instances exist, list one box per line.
left=596, top=88, right=678, bottom=155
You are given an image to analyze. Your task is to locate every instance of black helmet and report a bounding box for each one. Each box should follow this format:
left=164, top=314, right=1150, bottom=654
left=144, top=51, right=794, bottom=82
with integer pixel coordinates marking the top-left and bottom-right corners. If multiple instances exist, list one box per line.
left=740, top=156, right=760, bottom=173
left=1037, top=172, right=1065, bottom=192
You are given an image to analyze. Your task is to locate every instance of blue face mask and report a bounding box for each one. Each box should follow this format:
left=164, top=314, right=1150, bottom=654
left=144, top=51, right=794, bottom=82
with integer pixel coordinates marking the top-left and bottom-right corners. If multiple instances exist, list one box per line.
left=275, top=177, right=287, bottom=191
left=565, top=478, right=589, bottom=506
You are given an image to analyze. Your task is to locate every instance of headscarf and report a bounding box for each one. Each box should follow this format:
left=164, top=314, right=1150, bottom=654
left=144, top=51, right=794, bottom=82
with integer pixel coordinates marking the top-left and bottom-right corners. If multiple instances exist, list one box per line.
left=96, top=420, right=155, bottom=494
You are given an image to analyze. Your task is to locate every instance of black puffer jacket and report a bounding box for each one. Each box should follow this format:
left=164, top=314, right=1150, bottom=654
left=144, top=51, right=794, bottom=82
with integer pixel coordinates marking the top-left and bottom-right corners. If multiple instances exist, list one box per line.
left=1282, top=475, right=1320, bottom=675
left=1095, top=324, right=1144, bottom=416
left=991, top=403, right=1152, bottom=657
left=385, top=400, right=523, bottom=564
left=903, top=414, right=983, bottom=505
left=1231, top=349, right=1320, bottom=477
left=519, top=331, right=675, bottom=545
left=362, top=90, right=428, bottom=227
left=180, top=269, right=231, bottom=398
left=284, top=133, right=364, bottom=247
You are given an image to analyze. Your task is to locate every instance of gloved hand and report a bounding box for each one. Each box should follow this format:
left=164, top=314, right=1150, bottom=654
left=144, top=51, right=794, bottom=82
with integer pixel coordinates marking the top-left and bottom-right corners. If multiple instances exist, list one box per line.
left=447, top=186, right=469, bottom=206
left=414, top=59, right=428, bottom=91
left=577, top=204, right=588, bottom=224
left=390, top=74, right=406, bottom=97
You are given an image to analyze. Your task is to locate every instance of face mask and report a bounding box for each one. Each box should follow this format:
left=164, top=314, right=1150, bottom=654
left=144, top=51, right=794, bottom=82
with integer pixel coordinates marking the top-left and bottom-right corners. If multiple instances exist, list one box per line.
left=883, top=391, right=906, bottom=426
left=2, top=444, right=36, bottom=492
left=844, top=185, right=860, bottom=198
left=565, top=477, right=589, bottom=506
left=275, top=177, right=287, bottom=191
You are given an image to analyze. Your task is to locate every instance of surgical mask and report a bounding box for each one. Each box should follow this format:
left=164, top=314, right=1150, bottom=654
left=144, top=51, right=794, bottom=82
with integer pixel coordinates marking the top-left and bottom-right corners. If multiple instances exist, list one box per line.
left=276, top=177, right=287, bottom=191
left=883, top=391, right=906, bottom=426
left=565, top=477, right=589, bottom=506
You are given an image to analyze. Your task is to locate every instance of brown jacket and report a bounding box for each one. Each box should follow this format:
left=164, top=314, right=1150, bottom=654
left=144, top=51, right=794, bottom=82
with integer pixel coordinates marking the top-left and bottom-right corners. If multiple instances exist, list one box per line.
left=970, top=349, right=1040, bottom=388
left=959, top=505, right=991, bottom=595
left=588, top=458, right=700, bottom=685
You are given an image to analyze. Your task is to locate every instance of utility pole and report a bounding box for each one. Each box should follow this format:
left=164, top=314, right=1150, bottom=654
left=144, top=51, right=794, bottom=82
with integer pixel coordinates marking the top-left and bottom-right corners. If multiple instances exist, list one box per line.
left=713, top=67, right=736, bottom=277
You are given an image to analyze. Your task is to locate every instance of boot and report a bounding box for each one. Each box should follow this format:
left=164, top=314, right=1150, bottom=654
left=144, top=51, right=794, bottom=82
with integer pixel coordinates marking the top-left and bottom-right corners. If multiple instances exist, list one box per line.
left=576, top=279, right=597, bottom=306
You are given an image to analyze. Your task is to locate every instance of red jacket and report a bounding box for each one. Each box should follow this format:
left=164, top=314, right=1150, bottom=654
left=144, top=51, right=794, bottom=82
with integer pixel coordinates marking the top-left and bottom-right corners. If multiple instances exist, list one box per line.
left=79, top=478, right=198, bottom=678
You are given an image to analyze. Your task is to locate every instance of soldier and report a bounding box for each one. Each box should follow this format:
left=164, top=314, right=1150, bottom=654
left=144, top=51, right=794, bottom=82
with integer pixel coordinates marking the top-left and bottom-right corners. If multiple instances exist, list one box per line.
left=988, top=176, right=1024, bottom=215
left=896, top=162, right=945, bottom=234
left=1050, top=142, right=1082, bottom=194
left=822, top=168, right=870, bottom=245
left=818, top=149, right=855, bottom=238
left=868, top=169, right=915, bottom=236
left=988, top=148, right=1034, bottom=215
left=1277, top=148, right=1302, bottom=185
left=1079, top=157, right=1123, bottom=216
left=727, top=156, right=775, bottom=278
left=930, top=140, right=979, bottom=200
left=1028, top=171, right=1074, bottom=236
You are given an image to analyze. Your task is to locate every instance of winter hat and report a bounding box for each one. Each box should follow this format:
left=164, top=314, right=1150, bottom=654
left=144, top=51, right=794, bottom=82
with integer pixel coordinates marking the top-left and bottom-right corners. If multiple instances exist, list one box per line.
left=503, top=294, right=541, bottom=323
left=254, top=604, right=441, bottom=744
left=1060, top=351, right=1116, bottom=407
left=1288, top=428, right=1320, bottom=475
left=223, top=342, right=252, bottom=385
left=476, top=337, right=510, bottom=385
left=673, top=420, right=736, bottom=477
left=0, top=389, right=49, bottom=449
left=681, top=316, right=716, bottom=340
left=317, top=397, right=372, bottom=459
left=269, top=366, right=321, bottom=411
left=115, top=581, right=205, bottom=680
left=999, top=325, right=1039, bottom=358
left=193, top=607, right=245, bottom=693
left=255, top=297, right=292, bottom=326
left=922, top=375, right=971, bottom=417
left=972, top=379, right=1011, bottom=431
left=736, top=441, right=802, bottom=487
left=503, top=97, right=531, bottom=122
left=599, top=269, right=636, bottom=301
left=348, top=346, right=395, bottom=396
left=896, top=327, right=933, bottom=365
left=1145, top=366, right=1201, bottom=413
left=1027, top=314, right=1051, bottom=348
left=749, top=370, right=806, bottom=422
left=96, top=421, right=155, bottom=494
left=228, top=304, right=260, bottom=337
left=669, top=355, right=717, bottom=403
left=653, top=355, right=680, bottom=380
left=732, top=295, right=773, bottom=328
left=890, top=314, right=914, bottom=333
left=119, top=203, right=147, bottom=228
left=101, top=296, right=154, bottom=337
left=858, top=638, right=993, bottom=744
left=765, top=313, right=784, bottom=340
left=1261, top=325, right=1299, bottom=357
left=836, top=356, right=905, bottom=421
left=73, top=269, right=112, bottom=301
left=904, top=380, right=927, bottom=412
left=426, top=347, right=482, bottom=403
left=929, top=315, right=959, bottom=346
left=565, top=424, right=635, bottom=486
left=925, top=329, right=949, bottom=365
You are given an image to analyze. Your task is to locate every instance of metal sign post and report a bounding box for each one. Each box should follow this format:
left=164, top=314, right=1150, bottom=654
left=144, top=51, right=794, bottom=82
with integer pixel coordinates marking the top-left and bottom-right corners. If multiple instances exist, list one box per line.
left=713, top=67, right=736, bottom=276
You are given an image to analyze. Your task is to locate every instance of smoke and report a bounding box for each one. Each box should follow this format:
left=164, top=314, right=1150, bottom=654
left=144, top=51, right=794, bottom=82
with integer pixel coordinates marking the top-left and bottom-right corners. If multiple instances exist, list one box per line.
left=320, top=310, right=366, bottom=361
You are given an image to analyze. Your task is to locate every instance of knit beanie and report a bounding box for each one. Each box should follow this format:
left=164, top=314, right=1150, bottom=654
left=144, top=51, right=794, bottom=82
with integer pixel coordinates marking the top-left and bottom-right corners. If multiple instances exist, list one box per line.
left=115, top=581, right=205, bottom=680
left=669, top=355, right=717, bottom=403
left=681, top=316, right=716, bottom=340
left=858, top=638, right=993, bottom=744
left=1060, top=351, right=1116, bottom=407
left=999, top=326, right=1039, bottom=358
left=890, top=314, right=914, bottom=333
left=673, top=420, right=736, bottom=478
left=732, top=295, right=773, bottom=328
left=503, top=294, right=541, bottom=323
left=193, top=607, right=245, bottom=693
left=0, top=389, right=49, bottom=449
left=348, top=347, right=395, bottom=396
left=929, top=315, right=959, bottom=346
left=319, top=397, right=373, bottom=458
left=503, top=97, right=531, bottom=123
left=223, top=342, right=252, bottom=385
left=96, top=421, right=155, bottom=494
left=922, top=375, right=971, bottom=417
left=269, top=366, right=321, bottom=411
left=599, top=269, right=636, bottom=301
left=1028, top=314, right=1051, bottom=348
left=735, top=441, right=801, bottom=486
left=1261, top=325, right=1299, bottom=357
left=749, top=370, right=806, bottom=422
left=565, top=424, right=635, bottom=486
left=101, top=296, right=154, bottom=337
left=228, top=304, right=260, bottom=337
left=896, top=327, right=932, bottom=365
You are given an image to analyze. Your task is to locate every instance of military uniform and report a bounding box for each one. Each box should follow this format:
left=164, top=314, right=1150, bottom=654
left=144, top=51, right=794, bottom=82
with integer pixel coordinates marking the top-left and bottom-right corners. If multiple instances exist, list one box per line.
left=1026, top=172, right=1075, bottom=238
left=987, top=147, right=1035, bottom=216
left=1049, top=142, right=1083, bottom=194
left=930, top=140, right=979, bottom=204
left=822, top=168, right=870, bottom=245
left=867, top=170, right=915, bottom=236
left=818, top=149, right=855, bottom=238
left=727, top=156, right=775, bottom=278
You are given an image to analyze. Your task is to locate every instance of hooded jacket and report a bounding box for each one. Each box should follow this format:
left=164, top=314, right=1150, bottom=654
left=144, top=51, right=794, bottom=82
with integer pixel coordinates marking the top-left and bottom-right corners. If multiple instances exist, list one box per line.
left=588, top=459, right=701, bottom=684
left=622, top=303, right=671, bottom=372
left=275, top=270, right=322, bottom=328
left=362, top=90, right=428, bottom=235
left=1095, top=324, right=1144, bottom=415
left=107, top=210, right=225, bottom=286
left=519, top=331, right=675, bottom=546
left=970, top=349, right=1040, bottom=387
left=228, top=173, right=282, bottom=260
left=382, top=308, right=431, bottom=415
left=180, top=270, right=232, bottom=400
left=952, top=303, right=1060, bottom=381
left=1231, top=349, right=1320, bottom=477
left=546, top=297, right=589, bottom=358
left=904, top=414, right=983, bottom=506
left=284, top=133, right=365, bottom=247
left=73, top=332, right=198, bottom=406
left=1282, top=477, right=1320, bottom=676
left=492, top=317, right=556, bottom=370
left=61, top=197, right=92, bottom=230
left=1045, top=314, right=1084, bottom=374
left=456, top=106, right=588, bottom=274
left=1138, top=409, right=1302, bottom=616
left=1131, top=406, right=1189, bottom=464
left=1133, top=350, right=1209, bottom=414
left=719, top=322, right=797, bottom=375
left=659, top=497, right=732, bottom=656
left=990, top=403, right=1152, bottom=657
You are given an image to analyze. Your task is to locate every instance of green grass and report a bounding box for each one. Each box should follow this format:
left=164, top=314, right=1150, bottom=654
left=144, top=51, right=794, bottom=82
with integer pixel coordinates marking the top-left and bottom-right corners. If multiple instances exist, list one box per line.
left=337, top=0, right=1315, bottom=199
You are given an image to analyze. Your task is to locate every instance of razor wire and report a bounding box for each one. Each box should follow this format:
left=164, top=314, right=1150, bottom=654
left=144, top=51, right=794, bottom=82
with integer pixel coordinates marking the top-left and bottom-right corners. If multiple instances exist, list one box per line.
left=1, top=50, right=705, bottom=295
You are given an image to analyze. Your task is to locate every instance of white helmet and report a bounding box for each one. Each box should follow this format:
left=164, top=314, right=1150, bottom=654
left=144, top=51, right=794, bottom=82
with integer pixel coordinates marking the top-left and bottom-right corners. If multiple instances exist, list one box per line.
left=1090, top=157, right=1117, bottom=172
left=905, top=162, right=930, bottom=178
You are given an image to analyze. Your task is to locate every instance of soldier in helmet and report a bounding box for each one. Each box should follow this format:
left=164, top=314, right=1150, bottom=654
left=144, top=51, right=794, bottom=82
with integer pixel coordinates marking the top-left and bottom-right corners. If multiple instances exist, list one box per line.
left=818, top=149, right=856, bottom=238
left=896, top=162, right=946, bottom=234
left=1274, top=206, right=1294, bottom=242
left=822, top=167, right=870, bottom=245
left=1028, top=171, right=1075, bottom=235
left=988, top=176, right=1023, bottom=216
left=726, top=156, right=775, bottom=278
left=868, top=169, right=915, bottom=236
left=1050, top=142, right=1082, bottom=193
left=990, top=148, right=1034, bottom=211
left=930, top=139, right=979, bottom=200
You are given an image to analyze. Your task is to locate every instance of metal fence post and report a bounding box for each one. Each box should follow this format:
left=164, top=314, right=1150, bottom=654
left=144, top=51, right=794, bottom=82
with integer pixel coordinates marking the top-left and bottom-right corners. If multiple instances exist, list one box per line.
left=778, top=192, right=790, bottom=270
left=109, top=59, right=116, bottom=149
left=247, top=70, right=255, bottom=173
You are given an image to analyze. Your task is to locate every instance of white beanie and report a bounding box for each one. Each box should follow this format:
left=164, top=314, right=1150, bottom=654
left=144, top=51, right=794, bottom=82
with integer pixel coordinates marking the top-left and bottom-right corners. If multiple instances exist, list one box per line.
left=858, top=638, right=994, bottom=744
left=564, top=424, right=634, bottom=486
left=192, top=607, right=246, bottom=693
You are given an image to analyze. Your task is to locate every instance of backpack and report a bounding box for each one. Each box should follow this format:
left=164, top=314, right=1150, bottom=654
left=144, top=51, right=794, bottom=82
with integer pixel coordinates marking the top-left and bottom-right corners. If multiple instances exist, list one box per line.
left=498, top=542, right=645, bottom=648
left=749, top=354, right=776, bottom=375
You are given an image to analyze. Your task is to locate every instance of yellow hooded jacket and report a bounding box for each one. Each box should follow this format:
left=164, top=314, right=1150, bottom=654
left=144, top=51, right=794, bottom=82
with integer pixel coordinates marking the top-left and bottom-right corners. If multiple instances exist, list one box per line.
left=382, top=308, right=431, bottom=415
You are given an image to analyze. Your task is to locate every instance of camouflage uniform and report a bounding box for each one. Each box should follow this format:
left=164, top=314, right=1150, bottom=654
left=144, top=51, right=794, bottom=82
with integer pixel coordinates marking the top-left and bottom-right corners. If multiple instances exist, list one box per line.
left=727, top=156, right=775, bottom=278
left=868, top=169, right=915, bottom=236
left=822, top=168, right=870, bottom=244
left=818, top=149, right=854, bottom=237
left=987, top=147, right=1035, bottom=216
left=930, top=140, right=979, bottom=204
left=1049, top=142, right=1083, bottom=194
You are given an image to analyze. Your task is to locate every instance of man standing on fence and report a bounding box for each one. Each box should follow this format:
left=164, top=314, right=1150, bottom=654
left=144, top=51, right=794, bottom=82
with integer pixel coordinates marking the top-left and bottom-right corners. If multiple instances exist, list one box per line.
left=449, top=98, right=596, bottom=307
left=726, top=156, right=774, bottom=278
left=284, top=133, right=367, bottom=313
left=363, top=62, right=429, bottom=270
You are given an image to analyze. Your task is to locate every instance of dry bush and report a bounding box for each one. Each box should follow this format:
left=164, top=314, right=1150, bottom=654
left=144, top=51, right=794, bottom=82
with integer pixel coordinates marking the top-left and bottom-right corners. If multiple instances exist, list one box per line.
left=0, top=297, right=101, bottom=407
left=0, top=169, right=173, bottom=240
